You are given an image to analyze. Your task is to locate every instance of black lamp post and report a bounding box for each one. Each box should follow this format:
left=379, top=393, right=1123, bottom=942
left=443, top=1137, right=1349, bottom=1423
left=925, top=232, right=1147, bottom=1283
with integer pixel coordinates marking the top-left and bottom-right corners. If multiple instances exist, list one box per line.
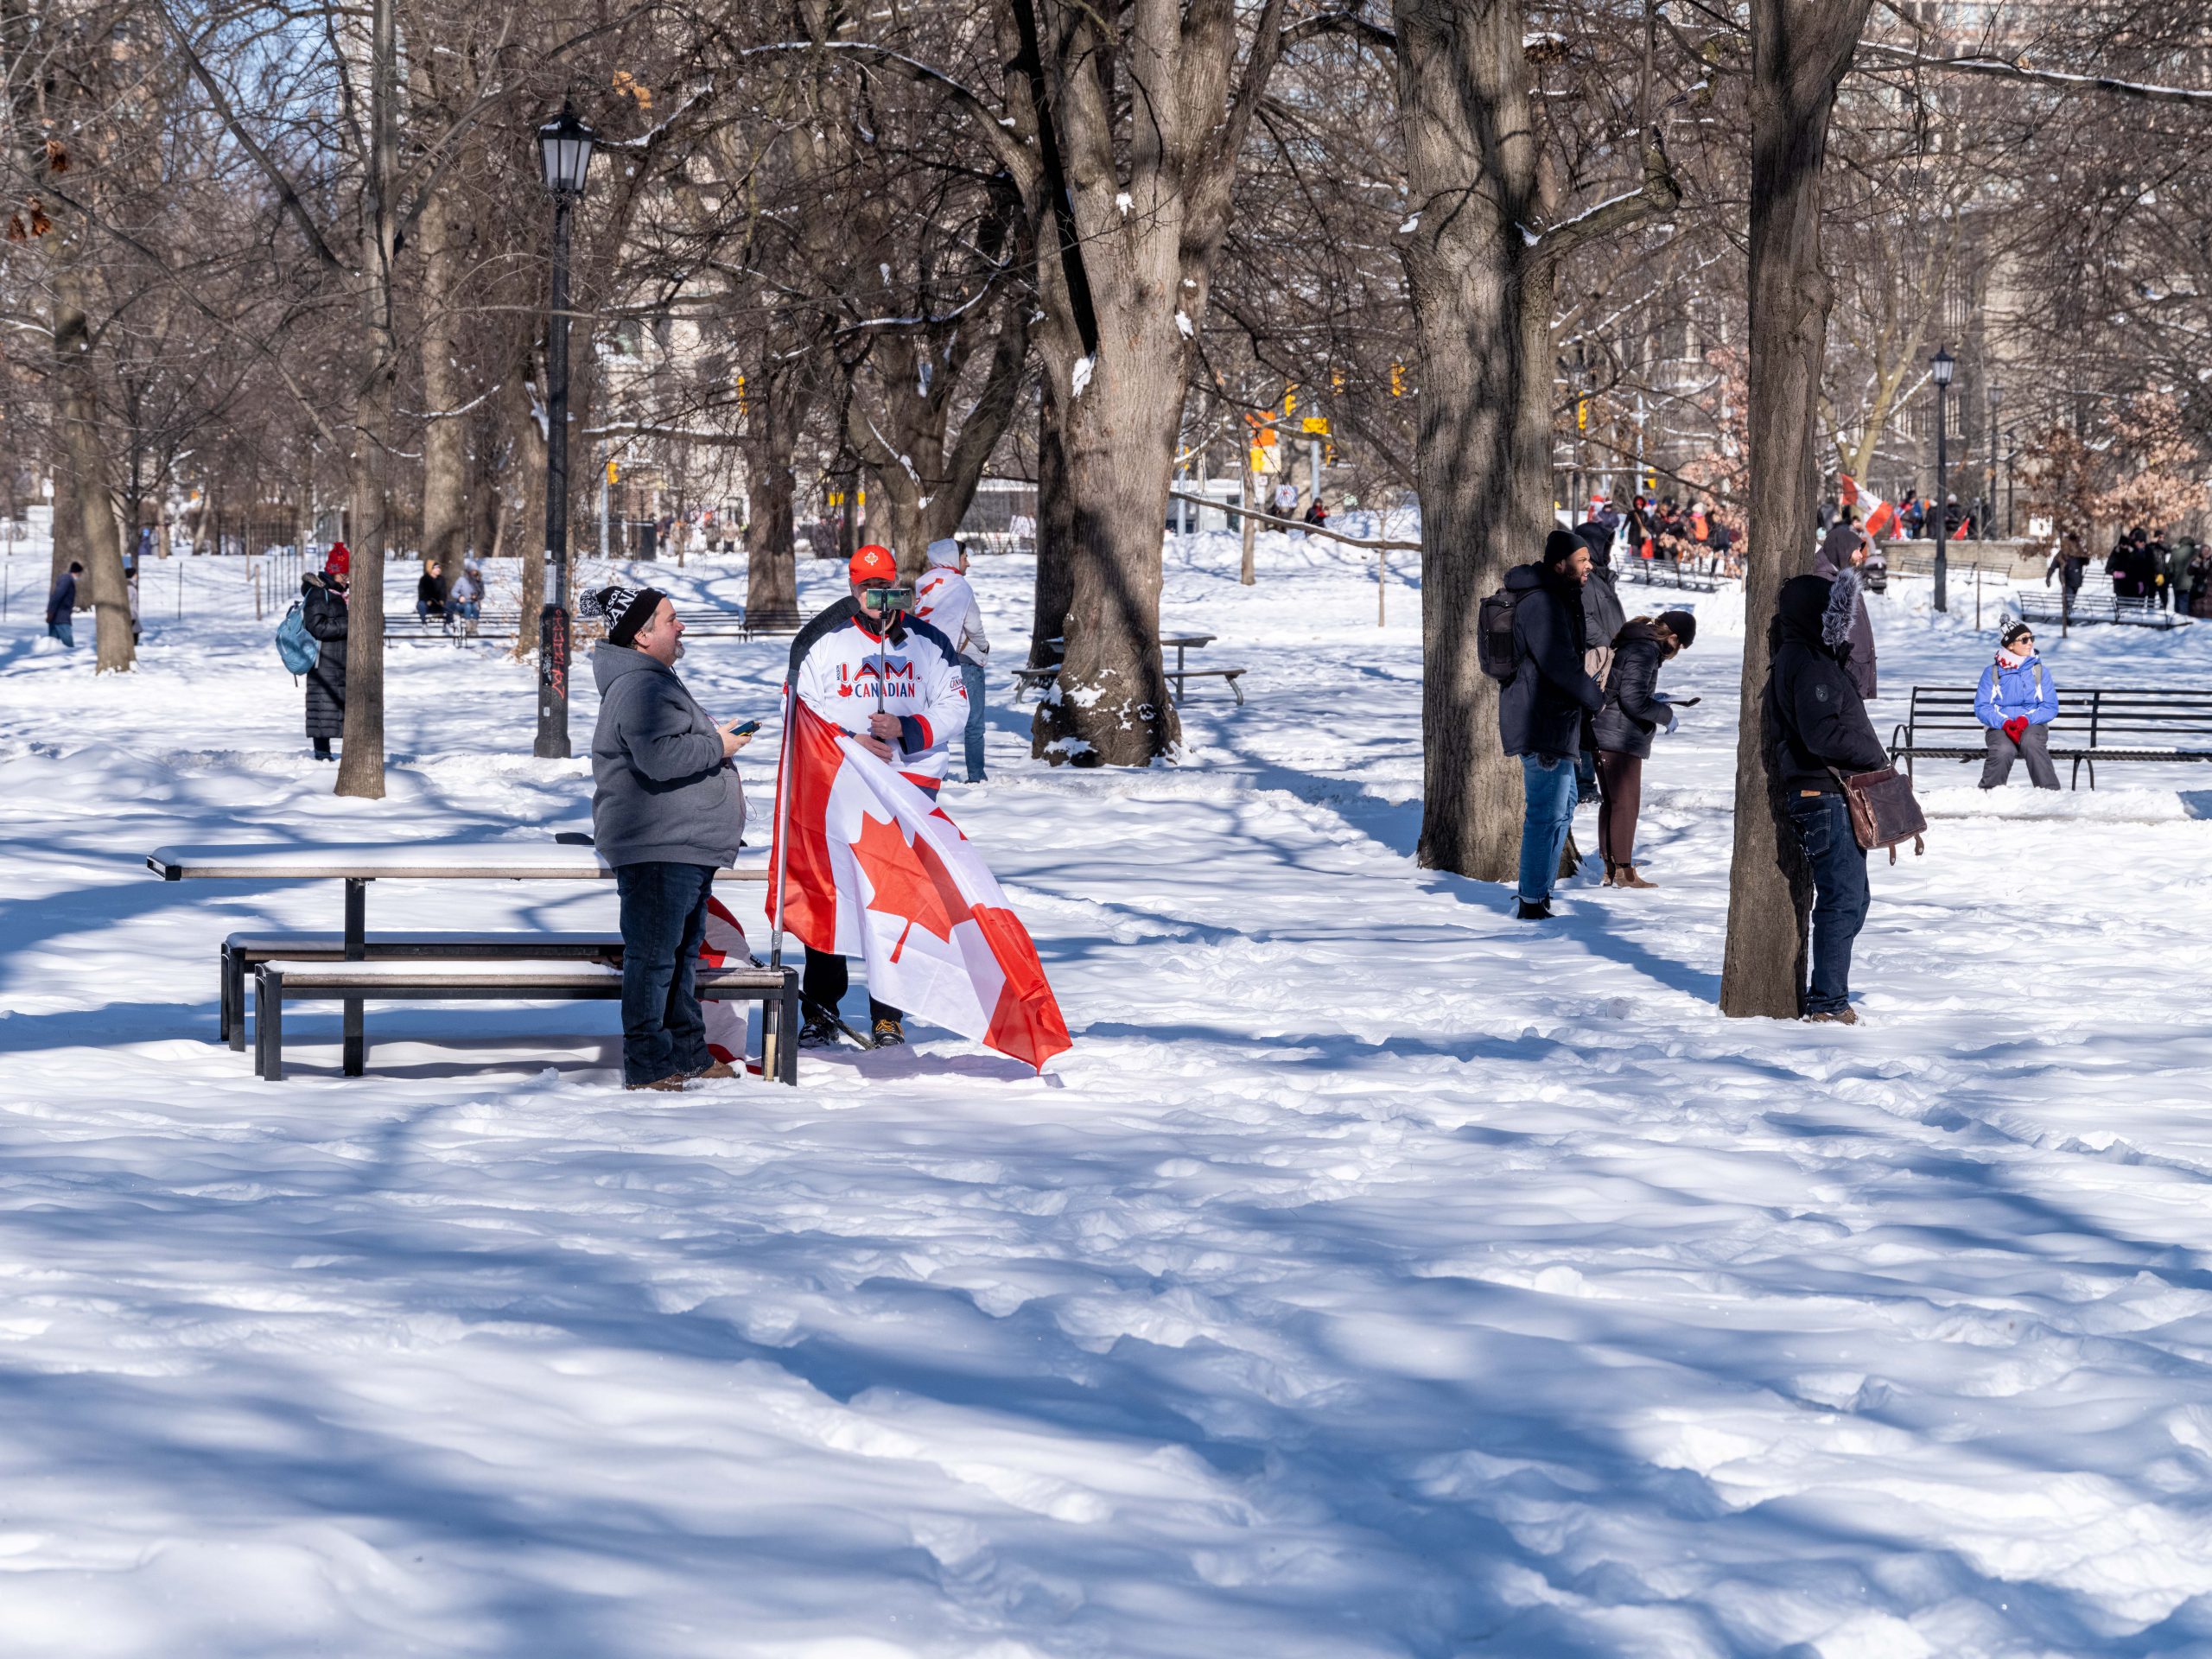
left=1986, top=382, right=2001, bottom=543
left=1931, top=346, right=1954, bottom=611
left=2005, top=427, right=2017, bottom=537
left=534, top=109, right=596, bottom=760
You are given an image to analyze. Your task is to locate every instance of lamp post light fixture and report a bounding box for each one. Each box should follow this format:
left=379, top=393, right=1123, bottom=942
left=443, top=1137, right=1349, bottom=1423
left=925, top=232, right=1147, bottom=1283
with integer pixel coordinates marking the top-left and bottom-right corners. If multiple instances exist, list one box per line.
left=1986, top=382, right=2002, bottom=543
left=533, top=108, right=596, bottom=760
left=1931, top=346, right=1955, bottom=611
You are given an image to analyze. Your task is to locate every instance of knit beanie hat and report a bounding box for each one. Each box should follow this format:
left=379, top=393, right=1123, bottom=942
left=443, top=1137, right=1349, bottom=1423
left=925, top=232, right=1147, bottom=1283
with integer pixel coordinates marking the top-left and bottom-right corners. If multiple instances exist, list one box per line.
left=1657, top=608, right=1698, bottom=648
left=2000, top=619, right=2034, bottom=648
left=1541, top=528, right=1583, bottom=569
left=324, top=543, right=351, bottom=578
left=589, top=583, right=666, bottom=647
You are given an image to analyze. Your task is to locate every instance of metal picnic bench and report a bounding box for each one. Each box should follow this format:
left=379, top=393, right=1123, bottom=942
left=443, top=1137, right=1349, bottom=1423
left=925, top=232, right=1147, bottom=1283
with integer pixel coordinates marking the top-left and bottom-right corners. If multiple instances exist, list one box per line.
left=149, top=842, right=798, bottom=1083
left=1012, top=632, right=1246, bottom=706
left=1887, top=685, right=2212, bottom=790
left=1615, top=558, right=1722, bottom=594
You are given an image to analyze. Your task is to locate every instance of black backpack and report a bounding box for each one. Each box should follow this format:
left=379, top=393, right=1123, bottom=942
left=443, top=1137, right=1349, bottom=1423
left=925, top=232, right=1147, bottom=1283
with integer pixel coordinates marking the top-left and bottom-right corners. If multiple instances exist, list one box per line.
left=1478, top=588, right=1521, bottom=683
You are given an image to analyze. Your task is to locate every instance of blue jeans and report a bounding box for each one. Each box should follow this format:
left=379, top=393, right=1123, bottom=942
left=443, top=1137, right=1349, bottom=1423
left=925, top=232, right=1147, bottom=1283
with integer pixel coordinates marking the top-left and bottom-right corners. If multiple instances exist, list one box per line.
left=613, top=861, right=715, bottom=1086
left=1517, top=753, right=1580, bottom=904
left=47, top=620, right=73, bottom=647
left=1787, top=793, right=1870, bottom=1015
left=960, top=659, right=988, bottom=781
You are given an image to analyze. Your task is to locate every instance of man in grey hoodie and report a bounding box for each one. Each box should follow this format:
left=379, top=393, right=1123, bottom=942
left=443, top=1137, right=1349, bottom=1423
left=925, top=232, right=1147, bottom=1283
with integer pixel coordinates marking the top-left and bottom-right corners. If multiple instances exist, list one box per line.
left=589, top=584, right=753, bottom=1090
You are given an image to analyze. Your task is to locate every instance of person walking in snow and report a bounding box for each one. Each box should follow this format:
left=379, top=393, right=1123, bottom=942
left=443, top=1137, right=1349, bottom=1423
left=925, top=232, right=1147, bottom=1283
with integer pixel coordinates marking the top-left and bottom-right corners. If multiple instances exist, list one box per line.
left=301, top=543, right=351, bottom=761
left=912, top=537, right=992, bottom=785
left=45, top=560, right=82, bottom=647
left=1500, top=530, right=1605, bottom=920
left=1975, top=620, right=2061, bottom=791
left=1767, top=569, right=1891, bottom=1024
left=1814, top=506, right=1878, bottom=700
left=588, top=582, right=753, bottom=1091
left=787, top=543, right=970, bottom=1047
left=1592, top=609, right=1697, bottom=888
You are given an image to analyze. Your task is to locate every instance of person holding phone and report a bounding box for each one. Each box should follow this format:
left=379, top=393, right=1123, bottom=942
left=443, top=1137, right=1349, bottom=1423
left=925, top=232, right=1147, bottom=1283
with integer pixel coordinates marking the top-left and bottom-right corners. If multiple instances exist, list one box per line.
left=785, top=543, right=970, bottom=1047
left=588, top=583, right=753, bottom=1090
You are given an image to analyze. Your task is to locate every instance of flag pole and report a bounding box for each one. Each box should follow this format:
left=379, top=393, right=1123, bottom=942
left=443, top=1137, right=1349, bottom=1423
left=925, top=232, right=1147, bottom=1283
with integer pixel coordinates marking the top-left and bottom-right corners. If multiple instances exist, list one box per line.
left=768, top=683, right=797, bottom=973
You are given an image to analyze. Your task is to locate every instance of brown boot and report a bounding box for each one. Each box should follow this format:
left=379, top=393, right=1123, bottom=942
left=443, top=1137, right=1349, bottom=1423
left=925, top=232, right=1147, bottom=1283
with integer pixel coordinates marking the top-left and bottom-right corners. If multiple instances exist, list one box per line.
left=687, top=1059, right=740, bottom=1081
left=1615, top=865, right=1656, bottom=889
left=1600, top=861, right=1619, bottom=887
left=626, top=1074, right=690, bottom=1092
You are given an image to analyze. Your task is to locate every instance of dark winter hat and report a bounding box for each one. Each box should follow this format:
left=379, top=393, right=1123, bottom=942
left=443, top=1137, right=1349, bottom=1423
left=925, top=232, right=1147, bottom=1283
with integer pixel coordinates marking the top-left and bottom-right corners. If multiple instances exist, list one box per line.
left=1541, top=528, right=1584, bottom=569
left=590, top=583, right=668, bottom=647
left=2001, top=619, right=2035, bottom=648
left=1657, top=608, right=1698, bottom=649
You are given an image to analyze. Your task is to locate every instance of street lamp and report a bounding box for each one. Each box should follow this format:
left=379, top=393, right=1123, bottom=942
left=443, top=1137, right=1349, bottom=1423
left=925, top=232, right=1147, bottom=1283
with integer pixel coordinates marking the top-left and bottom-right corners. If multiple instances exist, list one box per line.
left=534, top=108, right=596, bottom=760
left=2005, top=427, right=2017, bottom=537
left=1986, top=382, right=2002, bottom=543
left=1931, top=346, right=1954, bottom=611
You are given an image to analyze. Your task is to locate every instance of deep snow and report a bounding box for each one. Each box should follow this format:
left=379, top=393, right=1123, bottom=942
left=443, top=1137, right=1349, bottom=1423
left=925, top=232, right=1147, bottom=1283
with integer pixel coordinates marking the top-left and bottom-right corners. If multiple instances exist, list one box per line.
left=3, top=537, right=2212, bottom=1657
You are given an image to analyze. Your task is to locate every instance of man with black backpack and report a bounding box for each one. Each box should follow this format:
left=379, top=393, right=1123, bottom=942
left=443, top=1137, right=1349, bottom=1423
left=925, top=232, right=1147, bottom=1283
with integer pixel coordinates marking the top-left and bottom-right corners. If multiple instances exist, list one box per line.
left=1488, top=530, right=1605, bottom=919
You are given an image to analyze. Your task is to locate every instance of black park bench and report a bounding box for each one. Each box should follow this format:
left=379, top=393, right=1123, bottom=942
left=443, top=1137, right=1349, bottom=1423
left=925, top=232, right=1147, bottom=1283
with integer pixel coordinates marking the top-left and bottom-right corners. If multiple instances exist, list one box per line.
left=1889, top=684, right=2212, bottom=790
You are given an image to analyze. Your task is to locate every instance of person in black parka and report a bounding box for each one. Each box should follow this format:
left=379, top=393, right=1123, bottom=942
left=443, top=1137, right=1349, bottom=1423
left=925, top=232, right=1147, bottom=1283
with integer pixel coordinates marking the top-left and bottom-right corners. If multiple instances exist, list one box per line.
left=1767, top=569, right=1891, bottom=1024
left=302, top=543, right=351, bottom=761
left=1500, top=531, right=1605, bottom=918
left=1592, top=608, right=1696, bottom=888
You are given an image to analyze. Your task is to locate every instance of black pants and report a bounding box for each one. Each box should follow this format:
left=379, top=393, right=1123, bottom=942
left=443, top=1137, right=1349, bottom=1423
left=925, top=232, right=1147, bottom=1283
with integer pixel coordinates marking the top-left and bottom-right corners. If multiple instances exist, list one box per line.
left=803, top=946, right=900, bottom=1027
left=614, top=861, right=715, bottom=1086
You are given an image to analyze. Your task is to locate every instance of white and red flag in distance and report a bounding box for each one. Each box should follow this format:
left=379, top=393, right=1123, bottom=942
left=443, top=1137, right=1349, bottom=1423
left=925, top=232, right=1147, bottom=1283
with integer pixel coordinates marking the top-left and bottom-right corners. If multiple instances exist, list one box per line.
left=1838, top=475, right=1897, bottom=539
left=772, top=698, right=1071, bottom=1071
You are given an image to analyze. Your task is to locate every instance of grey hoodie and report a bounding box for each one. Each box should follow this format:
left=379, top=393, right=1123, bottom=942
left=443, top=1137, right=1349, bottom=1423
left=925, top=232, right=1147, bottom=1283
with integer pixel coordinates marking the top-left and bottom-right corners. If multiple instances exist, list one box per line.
left=590, top=643, right=746, bottom=868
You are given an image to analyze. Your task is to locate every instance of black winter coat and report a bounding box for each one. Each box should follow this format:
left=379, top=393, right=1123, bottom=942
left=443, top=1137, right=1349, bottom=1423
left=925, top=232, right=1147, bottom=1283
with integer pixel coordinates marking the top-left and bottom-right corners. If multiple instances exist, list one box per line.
left=1498, top=563, right=1603, bottom=760
left=1593, top=621, right=1672, bottom=759
left=301, top=574, right=349, bottom=739
left=1581, top=563, right=1626, bottom=661
left=1766, top=575, right=1889, bottom=795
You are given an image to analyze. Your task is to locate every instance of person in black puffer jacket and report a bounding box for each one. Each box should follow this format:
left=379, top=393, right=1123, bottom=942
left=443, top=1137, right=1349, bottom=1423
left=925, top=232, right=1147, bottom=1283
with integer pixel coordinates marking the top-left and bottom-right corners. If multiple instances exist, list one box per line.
left=1499, top=530, right=1605, bottom=918
left=301, top=543, right=351, bottom=761
left=1592, top=608, right=1697, bottom=889
left=1767, top=569, right=1891, bottom=1024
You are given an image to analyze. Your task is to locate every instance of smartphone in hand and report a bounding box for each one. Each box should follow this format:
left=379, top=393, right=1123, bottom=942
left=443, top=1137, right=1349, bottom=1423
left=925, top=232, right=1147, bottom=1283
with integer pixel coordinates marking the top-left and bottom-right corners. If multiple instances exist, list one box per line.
left=732, top=719, right=762, bottom=736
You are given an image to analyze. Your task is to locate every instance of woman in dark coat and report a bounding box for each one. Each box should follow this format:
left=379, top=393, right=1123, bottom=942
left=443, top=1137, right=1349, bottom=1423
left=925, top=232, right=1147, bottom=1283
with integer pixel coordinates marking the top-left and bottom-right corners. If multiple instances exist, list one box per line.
left=1591, top=608, right=1696, bottom=888
left=302, top=543, right=350, bottom=760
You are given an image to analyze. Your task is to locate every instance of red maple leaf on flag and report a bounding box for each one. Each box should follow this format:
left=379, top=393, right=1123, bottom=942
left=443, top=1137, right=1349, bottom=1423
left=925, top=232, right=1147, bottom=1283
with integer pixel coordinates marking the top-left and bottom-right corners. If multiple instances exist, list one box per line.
left=851, top=810, right=974, bottom=961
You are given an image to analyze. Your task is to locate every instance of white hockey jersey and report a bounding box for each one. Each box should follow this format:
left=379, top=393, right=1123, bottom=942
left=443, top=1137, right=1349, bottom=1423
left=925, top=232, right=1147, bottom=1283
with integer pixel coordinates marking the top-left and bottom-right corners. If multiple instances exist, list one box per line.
left=913, top=564, right=989, bottom=663
left=787, top=600, right=969, bottom=790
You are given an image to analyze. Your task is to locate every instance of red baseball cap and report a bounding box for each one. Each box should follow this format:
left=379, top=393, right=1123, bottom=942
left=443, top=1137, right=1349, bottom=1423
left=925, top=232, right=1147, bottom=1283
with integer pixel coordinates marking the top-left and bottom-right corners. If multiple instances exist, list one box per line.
left=849, top=543, right=897, bottom=583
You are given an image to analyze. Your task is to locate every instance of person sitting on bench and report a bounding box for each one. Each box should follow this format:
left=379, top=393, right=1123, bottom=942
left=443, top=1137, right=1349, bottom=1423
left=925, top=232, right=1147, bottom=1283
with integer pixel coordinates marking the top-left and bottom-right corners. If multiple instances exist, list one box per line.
left=1975, top=620, right=2061, bottom=791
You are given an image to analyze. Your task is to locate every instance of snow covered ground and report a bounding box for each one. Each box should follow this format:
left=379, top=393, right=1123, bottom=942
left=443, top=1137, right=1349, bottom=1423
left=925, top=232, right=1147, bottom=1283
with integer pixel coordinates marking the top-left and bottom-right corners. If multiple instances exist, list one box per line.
left=3, top=537, right=2212, bottom=1657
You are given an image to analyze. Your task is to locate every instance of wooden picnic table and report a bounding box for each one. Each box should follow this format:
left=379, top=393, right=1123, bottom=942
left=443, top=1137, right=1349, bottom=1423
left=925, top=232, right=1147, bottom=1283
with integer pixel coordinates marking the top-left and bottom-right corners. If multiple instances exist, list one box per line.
left=149, top=842, right=770, bottom=1076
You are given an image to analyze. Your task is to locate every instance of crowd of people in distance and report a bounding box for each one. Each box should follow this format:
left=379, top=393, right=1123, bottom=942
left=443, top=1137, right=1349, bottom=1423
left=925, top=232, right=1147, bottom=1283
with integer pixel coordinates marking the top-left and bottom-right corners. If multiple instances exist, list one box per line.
left=1575, top=492, right=1741, bottom=578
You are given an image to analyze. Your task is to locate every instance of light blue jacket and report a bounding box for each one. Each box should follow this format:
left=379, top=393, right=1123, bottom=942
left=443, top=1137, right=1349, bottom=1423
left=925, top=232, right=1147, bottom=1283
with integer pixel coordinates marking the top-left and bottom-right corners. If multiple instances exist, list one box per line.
left=1975, top=653, right=2060, bottom=728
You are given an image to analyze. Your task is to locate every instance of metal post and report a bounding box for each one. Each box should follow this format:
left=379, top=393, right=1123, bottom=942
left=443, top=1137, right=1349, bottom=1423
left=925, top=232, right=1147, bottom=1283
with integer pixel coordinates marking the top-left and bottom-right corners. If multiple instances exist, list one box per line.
left=1986, top=416, right=1997, bottom=543
left=1975, top=564, right=1981, bottom=631
left=535, top=194, right=575, bottom=760
left=1933, top=383, right=1948, bottom=613
left=768, top=685, right=798, bottom=974
left=343, top=877, right=366, bottom=1077
left=599, top=446, right=610, bottom=562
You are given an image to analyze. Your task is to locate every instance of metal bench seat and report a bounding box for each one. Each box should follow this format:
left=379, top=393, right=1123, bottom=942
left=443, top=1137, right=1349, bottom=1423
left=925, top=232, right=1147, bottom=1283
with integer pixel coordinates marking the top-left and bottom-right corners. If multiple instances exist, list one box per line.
left=219, top=930, right=626, bottom=1051
left=1890, top=684, right=2212, bottom=789
left=252, top=957, right=798, bottom=1083
left=1009, top=663, right=1247, bottom=707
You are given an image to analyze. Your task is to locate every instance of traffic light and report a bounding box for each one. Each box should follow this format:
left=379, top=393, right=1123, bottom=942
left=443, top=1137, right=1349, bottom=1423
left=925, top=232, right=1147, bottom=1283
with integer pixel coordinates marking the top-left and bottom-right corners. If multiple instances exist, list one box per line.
left=606, top=459, right=619, bottom=484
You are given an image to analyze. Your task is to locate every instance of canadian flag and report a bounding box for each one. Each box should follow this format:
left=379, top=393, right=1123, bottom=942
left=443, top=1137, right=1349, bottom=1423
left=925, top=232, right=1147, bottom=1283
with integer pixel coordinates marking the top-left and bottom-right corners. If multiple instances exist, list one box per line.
left=1838, top=475, right=1897, bottom=539
left=772, top=699, right=1071, bottom=1071
left=697, top=897, right=757, bottom=1070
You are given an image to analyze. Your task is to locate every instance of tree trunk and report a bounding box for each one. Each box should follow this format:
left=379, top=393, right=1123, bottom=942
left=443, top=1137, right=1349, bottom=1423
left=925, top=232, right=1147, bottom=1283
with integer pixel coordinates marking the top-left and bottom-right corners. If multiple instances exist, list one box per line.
left=1393, top=0, right=1553, bottom=880
left=1028, top=384, right=1074, bottom=671
left=1027, top=343, right=1183, bottom=765
left=417, top=170, right=469, bottom=593
left=1719, top=0, right=1875, bottom=1017
left=51, top=268, right=132, bottom=672
left=509, top=355, right=548, bottom=660
left=336, top=0, right=397, bottom=800
left=744, top=416, right=800, bottom=630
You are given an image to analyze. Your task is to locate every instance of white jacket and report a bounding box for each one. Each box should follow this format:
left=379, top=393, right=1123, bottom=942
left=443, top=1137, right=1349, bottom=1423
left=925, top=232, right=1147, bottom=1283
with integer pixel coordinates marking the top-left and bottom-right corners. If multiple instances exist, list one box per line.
left=787, top=599, right=969, bottom=790
left=913, top=564, right=989, bottom=664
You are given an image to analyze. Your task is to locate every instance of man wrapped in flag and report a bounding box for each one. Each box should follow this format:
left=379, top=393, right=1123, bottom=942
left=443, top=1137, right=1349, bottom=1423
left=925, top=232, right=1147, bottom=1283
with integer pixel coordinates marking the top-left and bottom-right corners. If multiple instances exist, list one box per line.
left=768, top=696, right=1071, bottom=1071
left=1837, top=475, right=1897, bottom=540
